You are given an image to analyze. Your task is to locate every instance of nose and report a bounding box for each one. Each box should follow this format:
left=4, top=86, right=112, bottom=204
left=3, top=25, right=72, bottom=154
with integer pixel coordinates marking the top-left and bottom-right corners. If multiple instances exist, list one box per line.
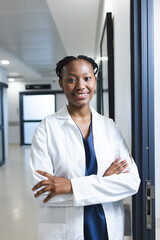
left=75, top=78, right=85, bottom=90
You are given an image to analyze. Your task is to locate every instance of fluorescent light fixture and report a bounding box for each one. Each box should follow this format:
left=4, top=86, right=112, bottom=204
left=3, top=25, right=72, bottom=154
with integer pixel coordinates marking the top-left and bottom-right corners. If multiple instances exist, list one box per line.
left=1, top=60, right=10, bottom=65
left=101, top=56, right=108, bottom=61
left=8, top=78, right=15, bottom=82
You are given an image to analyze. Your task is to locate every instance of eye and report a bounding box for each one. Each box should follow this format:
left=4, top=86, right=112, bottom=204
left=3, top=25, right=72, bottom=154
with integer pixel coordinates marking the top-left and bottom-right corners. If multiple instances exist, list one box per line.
left=67, top=78, right=76, bottom=83
left=84, top=77, right=91, bottom=81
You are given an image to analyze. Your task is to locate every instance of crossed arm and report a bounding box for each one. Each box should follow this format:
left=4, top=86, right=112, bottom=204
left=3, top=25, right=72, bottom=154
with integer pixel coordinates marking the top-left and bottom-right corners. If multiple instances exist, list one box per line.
left=32, top=158, right=129, bottom=204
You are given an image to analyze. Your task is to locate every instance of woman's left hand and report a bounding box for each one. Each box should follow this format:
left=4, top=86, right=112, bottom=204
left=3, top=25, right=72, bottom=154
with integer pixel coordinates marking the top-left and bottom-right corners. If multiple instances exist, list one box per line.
left=103, top=158, right=129, bottom=177
left=32, top=170, right=73, bottom=203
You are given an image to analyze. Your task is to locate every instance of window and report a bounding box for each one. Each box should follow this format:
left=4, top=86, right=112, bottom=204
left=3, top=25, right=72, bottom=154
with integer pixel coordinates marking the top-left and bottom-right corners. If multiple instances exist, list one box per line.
left=20, top=91, right=62, bottom=145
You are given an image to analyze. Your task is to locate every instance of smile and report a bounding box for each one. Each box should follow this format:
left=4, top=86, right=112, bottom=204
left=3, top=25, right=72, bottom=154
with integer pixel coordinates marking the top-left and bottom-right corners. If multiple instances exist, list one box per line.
left=72, top=92, right=89, bottom=99
left=73, top=93, right=89, bottom=96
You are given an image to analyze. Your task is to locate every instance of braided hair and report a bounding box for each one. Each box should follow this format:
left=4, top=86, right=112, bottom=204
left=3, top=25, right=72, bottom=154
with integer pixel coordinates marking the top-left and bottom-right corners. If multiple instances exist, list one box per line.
left=55, top=55, right=98, bottom=79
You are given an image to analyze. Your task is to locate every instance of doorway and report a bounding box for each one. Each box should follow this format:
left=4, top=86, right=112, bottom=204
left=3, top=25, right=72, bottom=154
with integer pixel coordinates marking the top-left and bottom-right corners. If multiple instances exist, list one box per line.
left=19, top=91, right=65, bottom=145
left=131, top=0, right=155, bottom=239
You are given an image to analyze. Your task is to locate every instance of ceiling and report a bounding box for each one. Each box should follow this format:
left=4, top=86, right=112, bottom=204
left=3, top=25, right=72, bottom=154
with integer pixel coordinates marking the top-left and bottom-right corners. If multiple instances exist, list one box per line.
left=0, top=0, right=101, bottom=82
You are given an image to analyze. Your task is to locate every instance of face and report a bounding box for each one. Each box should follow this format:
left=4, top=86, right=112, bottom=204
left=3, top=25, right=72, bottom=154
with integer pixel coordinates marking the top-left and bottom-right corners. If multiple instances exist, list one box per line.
left=59, top=59, right=96, bottom=109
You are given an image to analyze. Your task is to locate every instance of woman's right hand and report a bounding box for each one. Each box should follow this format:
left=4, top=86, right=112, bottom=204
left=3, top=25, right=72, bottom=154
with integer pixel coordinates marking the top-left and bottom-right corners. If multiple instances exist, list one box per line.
left=103, top=158, right=129, bottom=177
left=32, top=170, right=73, bottom=203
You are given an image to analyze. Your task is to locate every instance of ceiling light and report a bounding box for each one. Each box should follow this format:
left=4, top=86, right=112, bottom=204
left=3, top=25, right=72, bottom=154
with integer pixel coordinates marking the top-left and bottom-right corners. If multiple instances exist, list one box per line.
left=8, top=78, right=15, bottom=82
left=1, top=60, right=10, bottom=65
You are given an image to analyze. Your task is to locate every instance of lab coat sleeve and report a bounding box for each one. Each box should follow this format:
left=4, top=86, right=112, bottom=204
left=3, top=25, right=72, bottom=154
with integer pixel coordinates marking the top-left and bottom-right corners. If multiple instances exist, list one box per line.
left=71, top=121, right=141, bottom=206
left=30, top=120, right=74, bottom=207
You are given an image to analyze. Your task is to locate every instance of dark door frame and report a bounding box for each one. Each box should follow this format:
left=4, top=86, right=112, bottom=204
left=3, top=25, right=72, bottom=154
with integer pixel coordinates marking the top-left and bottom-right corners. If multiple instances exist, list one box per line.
left=0, top=82, right=8, bottom=166
left=98, top=12, right=114, bottom=120
left=19, top=90, right=63, bottom=145
left=131, top=0, right=155, bottom=239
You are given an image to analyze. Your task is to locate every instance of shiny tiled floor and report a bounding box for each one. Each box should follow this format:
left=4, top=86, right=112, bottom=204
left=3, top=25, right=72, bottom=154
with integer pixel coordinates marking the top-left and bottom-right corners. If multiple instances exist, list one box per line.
left=0, top=144, right=38, bottom=240
left=0, top=144, right=159, bottom=240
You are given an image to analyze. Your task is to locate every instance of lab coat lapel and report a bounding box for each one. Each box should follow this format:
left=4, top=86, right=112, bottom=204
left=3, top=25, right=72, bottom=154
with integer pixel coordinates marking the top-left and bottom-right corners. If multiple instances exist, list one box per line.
left=91, top=107, right=115, bottom=176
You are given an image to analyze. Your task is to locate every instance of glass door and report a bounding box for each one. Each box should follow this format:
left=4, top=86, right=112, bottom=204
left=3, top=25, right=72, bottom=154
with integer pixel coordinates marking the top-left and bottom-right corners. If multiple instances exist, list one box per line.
left=100, top=12, right=114, bottom=120
left=131, top=0, right=155, bottom=239
left=20, top=92, right=55, bottom=145
left=154, top=0, right=160, bottom=239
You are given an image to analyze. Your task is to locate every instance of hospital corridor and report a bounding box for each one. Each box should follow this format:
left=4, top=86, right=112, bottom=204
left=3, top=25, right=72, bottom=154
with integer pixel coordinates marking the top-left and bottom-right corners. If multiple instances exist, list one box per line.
left=0, top=0, right=160, bottom=239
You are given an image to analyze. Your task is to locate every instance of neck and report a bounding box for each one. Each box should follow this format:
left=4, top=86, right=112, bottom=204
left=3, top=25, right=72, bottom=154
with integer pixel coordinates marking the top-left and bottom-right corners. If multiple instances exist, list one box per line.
left=67, top=104, right=91, bottom=121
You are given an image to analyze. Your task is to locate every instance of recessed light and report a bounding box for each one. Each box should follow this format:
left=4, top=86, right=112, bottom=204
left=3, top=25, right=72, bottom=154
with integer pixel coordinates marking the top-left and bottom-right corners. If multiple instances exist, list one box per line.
left=8, top=78, right=15, bottom=82
left=1, top=60, right=10, bottom=65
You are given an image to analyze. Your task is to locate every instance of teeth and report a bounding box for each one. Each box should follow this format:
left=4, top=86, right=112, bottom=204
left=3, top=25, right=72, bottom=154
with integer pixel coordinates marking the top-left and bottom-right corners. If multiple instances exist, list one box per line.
left=74, top=93, right=88, bottom=96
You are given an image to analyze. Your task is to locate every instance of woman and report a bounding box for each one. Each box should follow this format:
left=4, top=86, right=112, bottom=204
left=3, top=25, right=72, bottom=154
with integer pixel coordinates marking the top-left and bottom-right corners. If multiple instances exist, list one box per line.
left=30, top=55, right=140, bottom=240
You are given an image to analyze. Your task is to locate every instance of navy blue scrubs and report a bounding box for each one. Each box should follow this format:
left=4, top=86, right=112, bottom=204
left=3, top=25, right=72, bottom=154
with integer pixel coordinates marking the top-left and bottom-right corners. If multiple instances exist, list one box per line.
left=77, top=122, right=108, bottom=240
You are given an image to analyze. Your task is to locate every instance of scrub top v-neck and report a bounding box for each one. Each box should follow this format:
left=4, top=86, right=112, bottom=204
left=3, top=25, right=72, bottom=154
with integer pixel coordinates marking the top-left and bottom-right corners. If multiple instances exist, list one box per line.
left=77, top=122, right=108, bottom=240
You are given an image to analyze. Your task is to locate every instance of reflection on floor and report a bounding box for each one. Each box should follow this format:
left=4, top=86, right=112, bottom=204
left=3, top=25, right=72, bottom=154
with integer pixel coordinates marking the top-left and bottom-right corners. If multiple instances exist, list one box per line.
left=0, top=144, right=159, bottom=240
left=0, top=144, right=38, bottom=240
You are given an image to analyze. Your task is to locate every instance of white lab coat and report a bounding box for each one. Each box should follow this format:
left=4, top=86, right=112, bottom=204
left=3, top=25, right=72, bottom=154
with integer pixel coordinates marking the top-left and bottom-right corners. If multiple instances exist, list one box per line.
left=30, top=105, right=140, bottom=240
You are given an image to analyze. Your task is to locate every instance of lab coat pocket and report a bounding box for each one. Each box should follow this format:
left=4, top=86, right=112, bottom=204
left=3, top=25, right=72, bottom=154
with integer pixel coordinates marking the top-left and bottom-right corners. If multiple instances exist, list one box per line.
left=39, top=223, right=66, bottom=240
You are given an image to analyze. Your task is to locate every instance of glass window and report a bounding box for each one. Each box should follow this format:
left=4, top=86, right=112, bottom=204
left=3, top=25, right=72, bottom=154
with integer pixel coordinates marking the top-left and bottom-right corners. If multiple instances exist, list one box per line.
left=20, top=93, right=56, bottom=145
left=101, top=26, right=108, bottom=91
left=24, top=122, right=40, bottom=144
left=56, top=93, right=67, bottom=111
left=23, top=94, right=55, bottom=120
left=103, top=91, right=109, bottom=117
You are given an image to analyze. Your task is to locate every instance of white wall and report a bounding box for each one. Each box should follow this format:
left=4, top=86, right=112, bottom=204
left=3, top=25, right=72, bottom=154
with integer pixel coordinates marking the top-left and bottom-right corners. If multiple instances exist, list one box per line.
left=154, top=0, right=160, bottom=220
left=8, top=81, right=25, bottom=144
left=0, top=67, right=7, bottom=84
left=96, top=0, right=131, bottom=149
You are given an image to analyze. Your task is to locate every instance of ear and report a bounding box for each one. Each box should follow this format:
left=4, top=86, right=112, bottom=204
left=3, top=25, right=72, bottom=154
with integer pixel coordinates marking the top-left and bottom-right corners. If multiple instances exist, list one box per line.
left=59, top=79, right=64, bottom=90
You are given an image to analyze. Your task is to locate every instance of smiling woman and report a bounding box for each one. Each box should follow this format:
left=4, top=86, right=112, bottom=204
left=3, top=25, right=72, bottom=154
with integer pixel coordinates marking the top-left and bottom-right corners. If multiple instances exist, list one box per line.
left=58, top=56, right=97, bottom=114
left=30, top=55, right=140, bottom=240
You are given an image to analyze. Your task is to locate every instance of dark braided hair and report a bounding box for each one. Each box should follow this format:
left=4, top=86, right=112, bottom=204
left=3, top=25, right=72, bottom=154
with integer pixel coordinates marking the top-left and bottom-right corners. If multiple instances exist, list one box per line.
left=55, top=55, right=98, bottom=79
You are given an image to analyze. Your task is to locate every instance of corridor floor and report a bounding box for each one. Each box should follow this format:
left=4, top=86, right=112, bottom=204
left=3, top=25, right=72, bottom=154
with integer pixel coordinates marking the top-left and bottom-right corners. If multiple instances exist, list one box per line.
left=0, top=144, right=38, bottom=240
